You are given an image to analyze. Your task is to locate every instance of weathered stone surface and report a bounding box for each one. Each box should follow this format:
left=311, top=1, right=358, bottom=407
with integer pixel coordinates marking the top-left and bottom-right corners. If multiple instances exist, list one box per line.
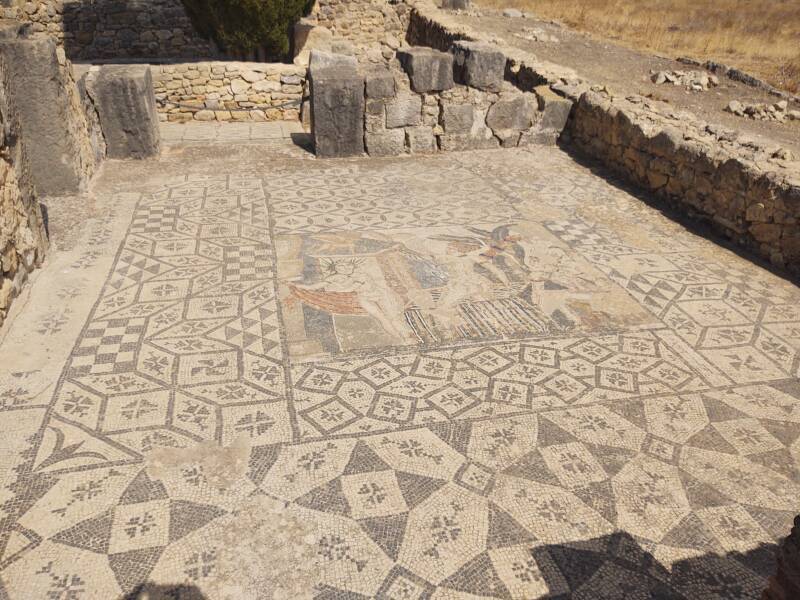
left=406, top=126, right=437, bottom=154
left=365, top=67, right=396, bottom=100
left=441, top=0, right=471, bottom=8
left=397, top=47, right=454, bottom=93
left=439, top=131, right=499, bottom=151
left=294, top=18, right=333, bottom=67
left=13, top=0, right=217, bottom=61
left=486, top=94, right=536, bottom=132
left=0, top=31, right=95, bottom=195
left=365, top=128, right=406, bottom=157
left=451, top=41, right=506, bottom=91
left=441, top=103, right=475, bottom=134
left=310, top=65, right=365, bottom=158
left=386, top=94, right=422, bottom=128
left=309, top=50, right=358, bottom=73
left=88, top=65, right=161, bottom=159
left=535, top=85, right=573, bottom=131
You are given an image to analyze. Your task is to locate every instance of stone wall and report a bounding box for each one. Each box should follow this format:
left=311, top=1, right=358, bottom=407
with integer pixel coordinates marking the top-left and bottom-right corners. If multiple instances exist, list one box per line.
left=7, top=0, right=217, bottom=60
left=360, top=50, right=571, bottom=156
left=0, top=34, right=49, bottom=329
left=307, top=0, right=410, bottom=59
left=152, top=62, right=306, bottom=122
left=566, top=90, right=800, bottom=273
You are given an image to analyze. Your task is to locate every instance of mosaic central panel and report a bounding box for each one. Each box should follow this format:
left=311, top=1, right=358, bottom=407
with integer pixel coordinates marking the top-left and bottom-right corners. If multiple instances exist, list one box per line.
left=277, top=223, right=655, bottom=360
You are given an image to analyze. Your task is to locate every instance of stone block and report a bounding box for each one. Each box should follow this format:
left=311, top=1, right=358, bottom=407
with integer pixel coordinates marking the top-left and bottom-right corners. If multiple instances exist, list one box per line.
left=441, top=103, right=474, bottom=134
left=0, top=31, right=91, bottom=195
left=535, top=85, right=573, bottom=131
left=441, top=0, right=470, bottom=8
left=310, top=65, right=365, bottom=158
left=386, top=94, right=422, bottom=128
left=365, top=67, right=396, bottom=100
left=365, top=129, right=406, bottom=157
left=89, top=65, right=161, bottom=159
left=406, top=126, right=437, bottom=154
left=397, top=47, right=454, bottom=93
left=293, top=19, right=332, bottom=67
left=451, top=41, right=506, bottom=91
left=439, top=132, right=499, bottom=152
left=309, top=50, right=357, bottom=73
left=486, top=94, right=536, bottom=132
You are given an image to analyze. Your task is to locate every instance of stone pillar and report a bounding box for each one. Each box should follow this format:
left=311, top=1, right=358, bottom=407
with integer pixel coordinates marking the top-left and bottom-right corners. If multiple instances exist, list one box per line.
left=87, top=65, right=161, bottom=159
left=310, top=57, right=365, bottom=158
left=0, top=26, right=93, bottom=196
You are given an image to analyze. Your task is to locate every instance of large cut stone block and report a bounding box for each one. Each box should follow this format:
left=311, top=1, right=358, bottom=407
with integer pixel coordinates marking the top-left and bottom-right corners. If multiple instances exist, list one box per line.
left=0, top=31, right=90, bottom=195
left=397, top=47, right=454, bottom=93
left=406, top=126, right=437, bottom=154
left=365, top=67, right=396, bottom=100
left=441, top=103, right=475, bottom=134
left=365, top=129, right=406, bottom=157
left=88, top=65, right=161, bottom=159
left=451, top=41, right=506, bottom=91
left=309, top=50, right=357, bottom=72
left=535, top=85, right=573, bottom=131
left=486, top=94, right=536, bottom=132
left=386, top=94, right=422, bottom=128
left=310, top=65, right=365, bottom=158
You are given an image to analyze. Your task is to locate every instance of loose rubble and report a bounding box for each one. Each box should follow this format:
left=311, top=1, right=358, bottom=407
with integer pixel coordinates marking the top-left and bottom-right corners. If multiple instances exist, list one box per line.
left=725, top=99, right=800, bottom=122
left=650, top=70, right=718, bottom=91
left=515, top=27, right=559, bottom=43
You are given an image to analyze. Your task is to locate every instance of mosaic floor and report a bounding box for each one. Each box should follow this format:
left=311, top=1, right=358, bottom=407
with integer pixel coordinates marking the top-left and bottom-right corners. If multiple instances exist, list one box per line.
left=1, top=138, right=799, bottom=599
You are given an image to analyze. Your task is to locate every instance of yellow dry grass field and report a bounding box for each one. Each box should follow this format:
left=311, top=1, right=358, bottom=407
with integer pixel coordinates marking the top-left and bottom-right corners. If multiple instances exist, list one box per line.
left=479, top=0, right=800, bottom=93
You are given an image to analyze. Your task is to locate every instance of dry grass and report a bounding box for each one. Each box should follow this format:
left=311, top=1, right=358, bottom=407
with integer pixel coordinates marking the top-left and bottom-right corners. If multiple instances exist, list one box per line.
left=478, top=0, right=800, bottom=93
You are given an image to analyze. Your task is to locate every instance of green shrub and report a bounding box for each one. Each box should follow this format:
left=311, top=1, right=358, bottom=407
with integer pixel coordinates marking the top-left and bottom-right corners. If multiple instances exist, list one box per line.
left=181, top=0, right=314, bottom=61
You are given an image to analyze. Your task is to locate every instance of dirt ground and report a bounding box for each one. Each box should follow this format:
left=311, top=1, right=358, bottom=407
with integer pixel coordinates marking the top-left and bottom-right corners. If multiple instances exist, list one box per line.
left=457, top=9, right=800, bottom=155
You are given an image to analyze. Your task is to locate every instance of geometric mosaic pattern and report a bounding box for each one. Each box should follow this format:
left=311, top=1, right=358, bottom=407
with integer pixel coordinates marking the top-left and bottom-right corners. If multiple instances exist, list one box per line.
left=1, top=144, right=799, bottom=599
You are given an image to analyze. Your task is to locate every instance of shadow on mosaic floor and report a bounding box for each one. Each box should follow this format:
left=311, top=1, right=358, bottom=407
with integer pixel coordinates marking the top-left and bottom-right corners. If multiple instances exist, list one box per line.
left=559, top=142, right=800, bottom=289
left=119, top=531, right=776, bottom=599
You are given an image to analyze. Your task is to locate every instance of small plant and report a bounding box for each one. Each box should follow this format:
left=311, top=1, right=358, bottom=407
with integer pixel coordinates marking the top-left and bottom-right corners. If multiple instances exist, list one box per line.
left=181, top=0, right=314, bottom=61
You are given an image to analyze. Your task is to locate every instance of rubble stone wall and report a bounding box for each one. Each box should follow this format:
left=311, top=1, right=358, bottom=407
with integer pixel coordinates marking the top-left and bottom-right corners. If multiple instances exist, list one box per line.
left=152, top=62, right=306, bottom=122
left=6, top=0, right=217, bottom=60
left=308, top=0, right=410, bottom=57
left=567, top=90, right=800, bottom=273
left=0, top=48, right=48, bottom=329
left=361, top=62, right=570, bottom=156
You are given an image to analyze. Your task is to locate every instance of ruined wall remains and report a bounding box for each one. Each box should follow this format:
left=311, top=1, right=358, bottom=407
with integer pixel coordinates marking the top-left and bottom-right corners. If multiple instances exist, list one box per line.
left=566, top=90, right=800, bottom=272
left=152, top=62, right=306, bottom=122
left=0, top=33, right=49, bottom=329
left=308, top=0, right=410, bottom=58
left=359, top=51, right=572, bottom=157
left=406, top=2, right=800, bottom=275
left=8, top=0, right=217, bottom=59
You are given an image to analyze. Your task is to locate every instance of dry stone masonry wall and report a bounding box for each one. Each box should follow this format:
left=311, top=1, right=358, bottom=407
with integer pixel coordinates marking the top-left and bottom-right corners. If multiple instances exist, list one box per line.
left=0, top=26, right=49, bottom=328
left=567, top=90, right=800, bottom=273
left=309, top=0, right=410, bottom=56
left=6, top=0, right=216, bottom=59
left=153, top=62, right=306, bottom=122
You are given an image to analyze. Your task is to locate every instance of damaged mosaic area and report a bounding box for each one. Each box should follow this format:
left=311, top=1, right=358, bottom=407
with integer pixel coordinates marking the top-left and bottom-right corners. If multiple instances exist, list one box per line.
left=1, top=146, right=800, bottom=599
